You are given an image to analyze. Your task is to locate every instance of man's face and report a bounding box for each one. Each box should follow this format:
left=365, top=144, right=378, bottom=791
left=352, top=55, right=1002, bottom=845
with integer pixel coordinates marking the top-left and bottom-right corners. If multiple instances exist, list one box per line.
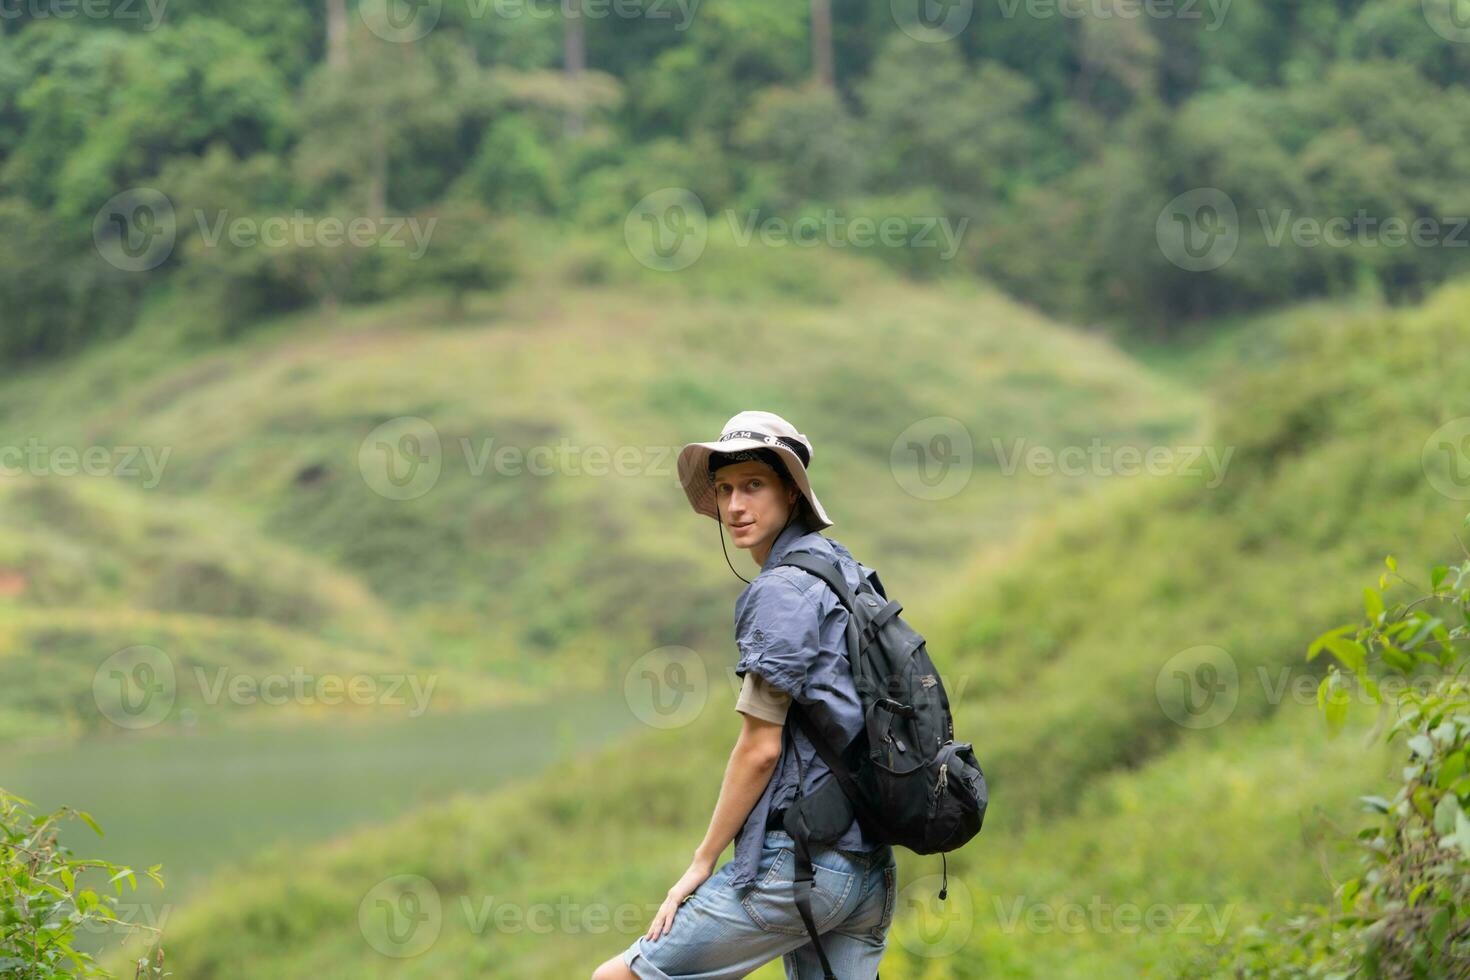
left=712, top=459, right=796, bottom=552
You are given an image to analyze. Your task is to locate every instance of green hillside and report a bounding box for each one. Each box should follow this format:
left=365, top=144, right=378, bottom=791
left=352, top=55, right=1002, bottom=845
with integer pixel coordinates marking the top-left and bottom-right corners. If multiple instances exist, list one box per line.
left=0, top=234, right=1198, bottom=697
left=116, top=277, right=1470, bottom=976
left=0, top=474, right=522, bottom=743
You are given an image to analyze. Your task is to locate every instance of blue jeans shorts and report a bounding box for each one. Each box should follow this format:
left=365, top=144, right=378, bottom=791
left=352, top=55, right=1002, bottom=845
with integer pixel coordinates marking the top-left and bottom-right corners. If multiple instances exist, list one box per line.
left=621, top=830, right=897, bottom=979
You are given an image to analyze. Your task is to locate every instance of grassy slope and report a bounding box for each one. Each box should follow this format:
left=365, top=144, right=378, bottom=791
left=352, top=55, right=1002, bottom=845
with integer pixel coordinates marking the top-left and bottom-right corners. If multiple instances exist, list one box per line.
left=121, top=278, right=1470, bottom=977
left=0, top=475, right=518, bottom=742
left=0, top=227, right=1197, bottom=701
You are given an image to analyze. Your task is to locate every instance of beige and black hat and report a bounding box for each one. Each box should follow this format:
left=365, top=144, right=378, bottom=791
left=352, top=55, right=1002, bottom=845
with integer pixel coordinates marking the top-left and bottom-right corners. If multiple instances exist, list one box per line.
left=677, top=410, right=833, bottom=530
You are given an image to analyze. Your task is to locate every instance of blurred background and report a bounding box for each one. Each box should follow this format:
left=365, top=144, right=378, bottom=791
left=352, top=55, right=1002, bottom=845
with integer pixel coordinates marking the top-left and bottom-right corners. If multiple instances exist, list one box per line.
left=2, top=0, right=1470, bottom=976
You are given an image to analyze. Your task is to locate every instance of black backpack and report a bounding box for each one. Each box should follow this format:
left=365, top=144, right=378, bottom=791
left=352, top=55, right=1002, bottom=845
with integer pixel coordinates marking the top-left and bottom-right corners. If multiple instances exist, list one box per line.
left=772, top=550, right=987, bottom=980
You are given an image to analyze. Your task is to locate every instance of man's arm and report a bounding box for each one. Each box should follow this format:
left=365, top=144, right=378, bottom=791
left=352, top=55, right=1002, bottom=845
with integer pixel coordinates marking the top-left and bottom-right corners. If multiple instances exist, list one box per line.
left=691, top=710, right=784, bottom=869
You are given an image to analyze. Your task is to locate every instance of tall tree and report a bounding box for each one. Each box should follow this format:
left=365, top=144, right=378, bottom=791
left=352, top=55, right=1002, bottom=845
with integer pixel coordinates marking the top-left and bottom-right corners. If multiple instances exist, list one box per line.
left=326, top=0, right=349, bottom=69
left=564, top=0, right=586, bottom=135
left=811, top=0, right=833, bottom=87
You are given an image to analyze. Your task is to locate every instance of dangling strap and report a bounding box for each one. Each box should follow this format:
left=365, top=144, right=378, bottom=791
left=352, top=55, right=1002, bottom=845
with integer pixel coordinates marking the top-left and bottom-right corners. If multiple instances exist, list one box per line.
left=789, top=814, right=839, bottom=980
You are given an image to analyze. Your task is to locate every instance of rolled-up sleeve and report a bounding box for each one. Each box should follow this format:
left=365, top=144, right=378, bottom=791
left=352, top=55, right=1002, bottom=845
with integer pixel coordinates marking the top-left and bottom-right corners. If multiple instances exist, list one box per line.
left=734, top=573, right=821, bottom=703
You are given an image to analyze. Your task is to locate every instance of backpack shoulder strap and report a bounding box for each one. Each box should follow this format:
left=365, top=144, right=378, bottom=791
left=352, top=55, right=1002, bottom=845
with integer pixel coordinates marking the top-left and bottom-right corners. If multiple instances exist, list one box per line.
left=777, top=551, right=858, bottom=612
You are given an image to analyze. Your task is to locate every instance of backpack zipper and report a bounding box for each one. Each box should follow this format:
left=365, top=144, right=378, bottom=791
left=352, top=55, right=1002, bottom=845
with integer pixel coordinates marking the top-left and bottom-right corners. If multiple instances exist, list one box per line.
left=883, top=730, right=907, bottom=765
left=933, top=762, right=948, bottom=799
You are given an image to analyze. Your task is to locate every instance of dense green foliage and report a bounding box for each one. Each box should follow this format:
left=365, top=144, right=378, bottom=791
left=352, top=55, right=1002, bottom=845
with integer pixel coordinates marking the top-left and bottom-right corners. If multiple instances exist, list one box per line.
left=1208, top=533, right=1470, bottom=976
left=0, top=790, right=166, bottom=979
left=5, top=1, right=1470, bottom=360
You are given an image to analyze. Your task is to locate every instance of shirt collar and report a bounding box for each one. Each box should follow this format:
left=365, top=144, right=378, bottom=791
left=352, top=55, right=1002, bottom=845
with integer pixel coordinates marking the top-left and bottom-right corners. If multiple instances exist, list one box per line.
left=760, top=512, right=820, bottom=573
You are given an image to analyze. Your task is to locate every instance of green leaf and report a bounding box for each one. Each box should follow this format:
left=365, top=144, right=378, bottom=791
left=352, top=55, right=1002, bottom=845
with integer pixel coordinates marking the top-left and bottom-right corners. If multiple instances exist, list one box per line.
left=1429, top=906, right=1451, bottom=951
left=1340, top=877, right=1361, bottom=912
left=1380, top=641, right=1414, bottom=673
left=1454, top=807, right=1470, bottom=860
left=1386, top=555, right=1398, bottom=572
left=1433, top=791, right=1462, bottom=835
left=1364, top=587, right=1384, bottom=621
left=1307, top=624, right=1355, bottom=661
left=1319, top=674, right=1349, bottom=736
left=1324, top=636, right=1368, bottom=676
left=1431, top=565, right=1449, bottom=590
left=75, top=811, right=103, bottom=838
left=1437, top=750, right=1466, bottom=790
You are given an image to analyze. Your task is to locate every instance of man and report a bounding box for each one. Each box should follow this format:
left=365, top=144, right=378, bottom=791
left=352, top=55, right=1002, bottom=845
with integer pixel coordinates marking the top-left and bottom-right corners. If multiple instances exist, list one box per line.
left=592, top=410, right=896, bottom=980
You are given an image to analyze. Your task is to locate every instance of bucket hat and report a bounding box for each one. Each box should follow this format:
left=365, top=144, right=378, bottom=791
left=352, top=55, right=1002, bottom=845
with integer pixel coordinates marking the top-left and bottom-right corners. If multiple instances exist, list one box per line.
left=677, top=411, right=833, bottom=530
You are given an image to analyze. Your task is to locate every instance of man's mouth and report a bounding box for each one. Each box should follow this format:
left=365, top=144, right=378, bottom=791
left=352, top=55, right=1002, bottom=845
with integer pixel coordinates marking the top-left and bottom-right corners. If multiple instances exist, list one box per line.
left=731, top=522, right=754, bottom=531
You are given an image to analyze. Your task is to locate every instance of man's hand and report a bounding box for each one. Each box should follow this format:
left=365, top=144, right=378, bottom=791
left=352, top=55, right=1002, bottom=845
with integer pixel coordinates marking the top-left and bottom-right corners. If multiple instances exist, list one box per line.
left=645, top=855, right=717, bottom=941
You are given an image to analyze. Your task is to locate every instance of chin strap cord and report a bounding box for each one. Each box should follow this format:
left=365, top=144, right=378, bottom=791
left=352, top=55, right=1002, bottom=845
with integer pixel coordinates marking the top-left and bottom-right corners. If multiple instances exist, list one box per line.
left=716, top=500, right=799, bottom=585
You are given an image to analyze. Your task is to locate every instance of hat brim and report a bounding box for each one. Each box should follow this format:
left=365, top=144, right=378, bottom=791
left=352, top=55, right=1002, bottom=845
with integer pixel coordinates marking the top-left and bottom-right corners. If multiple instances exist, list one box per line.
left=677, top=438, right=833, bottom=530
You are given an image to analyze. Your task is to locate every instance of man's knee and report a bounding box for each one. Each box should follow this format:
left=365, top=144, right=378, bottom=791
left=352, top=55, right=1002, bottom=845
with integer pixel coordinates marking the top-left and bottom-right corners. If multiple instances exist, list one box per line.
left=591, top=953, right=637, bottom=980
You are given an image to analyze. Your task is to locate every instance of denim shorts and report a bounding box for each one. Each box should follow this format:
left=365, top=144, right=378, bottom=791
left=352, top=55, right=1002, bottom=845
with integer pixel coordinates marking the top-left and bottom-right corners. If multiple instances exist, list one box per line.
left=621, top=830, right=897, bottom=979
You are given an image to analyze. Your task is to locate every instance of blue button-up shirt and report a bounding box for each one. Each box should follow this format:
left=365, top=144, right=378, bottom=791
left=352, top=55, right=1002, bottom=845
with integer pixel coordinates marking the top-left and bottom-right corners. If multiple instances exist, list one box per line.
left=727, top=513, right=882, bottom=895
